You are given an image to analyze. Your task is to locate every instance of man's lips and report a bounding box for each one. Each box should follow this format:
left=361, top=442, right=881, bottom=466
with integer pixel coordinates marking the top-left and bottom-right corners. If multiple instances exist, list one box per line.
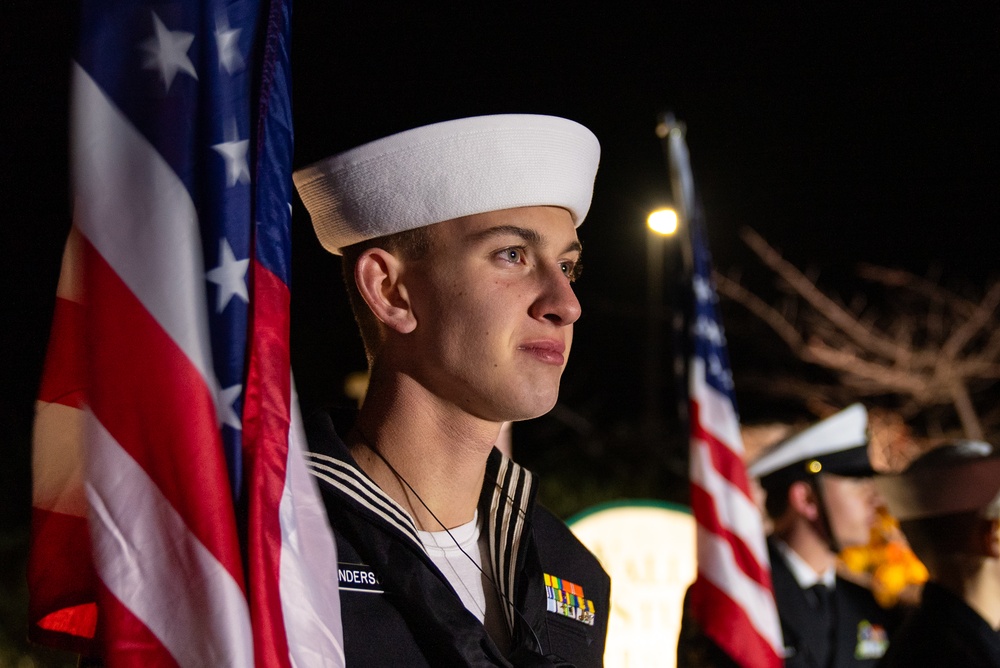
left=517, top=340, right=566, bottom=366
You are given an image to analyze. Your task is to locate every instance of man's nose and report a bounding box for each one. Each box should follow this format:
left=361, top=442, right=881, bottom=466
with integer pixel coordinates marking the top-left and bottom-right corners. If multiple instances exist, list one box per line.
left=529, top=266, right=582, bottom=326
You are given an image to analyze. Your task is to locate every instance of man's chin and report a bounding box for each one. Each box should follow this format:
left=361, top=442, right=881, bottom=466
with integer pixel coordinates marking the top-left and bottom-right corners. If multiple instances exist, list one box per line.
left=491, top=395, right=560, bottom=424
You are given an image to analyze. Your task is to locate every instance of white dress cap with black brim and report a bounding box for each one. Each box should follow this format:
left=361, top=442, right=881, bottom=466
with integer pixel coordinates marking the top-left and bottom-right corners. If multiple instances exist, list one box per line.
left=292, top=114, right=601, bottom=255
left=876, top=440, right=1000, bottom=521
left=748, top=403, right=873, bottom=488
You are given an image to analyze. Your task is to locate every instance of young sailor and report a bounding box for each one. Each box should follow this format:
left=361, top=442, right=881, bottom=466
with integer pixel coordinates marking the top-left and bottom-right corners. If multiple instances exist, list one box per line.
left=294, top=114, right=610, bottom=666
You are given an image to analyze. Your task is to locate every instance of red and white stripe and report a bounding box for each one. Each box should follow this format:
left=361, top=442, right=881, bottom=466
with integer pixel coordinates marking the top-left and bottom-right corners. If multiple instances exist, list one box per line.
left=689, top=358, right=783, bottom=667
left=30, top=59, right=345, bottom=666
left=30, top=226, right=97, bottom=650
left=74, top=61, right=251, bottom=664
left=243, top=255, right=345, bottom=667
left=276, top=394, right=346, bottom=667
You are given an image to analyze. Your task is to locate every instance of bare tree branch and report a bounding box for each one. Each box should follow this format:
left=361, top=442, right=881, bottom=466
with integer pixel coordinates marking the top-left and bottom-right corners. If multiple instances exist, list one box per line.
left=734, top=375, right=842, bottom=403
left=940, top=282, right=1000, bottom=360
left=740, top=227, right=915, bottom=364
left=979, top=326, right=1000, bottom=362
left=713, top=271, right=806, bottom=351
left=803, top=339, right=929, bottom=396
left=947, top=378, right=984, bottom=439
left=951, top=360, right=1000, bottom=379
left=719, top=229, right=1000, bottom=443
left=856, top=263, right=981, bottom=316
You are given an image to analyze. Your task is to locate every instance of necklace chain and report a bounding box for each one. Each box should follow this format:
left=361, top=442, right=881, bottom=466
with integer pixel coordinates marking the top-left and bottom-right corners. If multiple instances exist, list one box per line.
left=354, top=430, right=544, bottom=655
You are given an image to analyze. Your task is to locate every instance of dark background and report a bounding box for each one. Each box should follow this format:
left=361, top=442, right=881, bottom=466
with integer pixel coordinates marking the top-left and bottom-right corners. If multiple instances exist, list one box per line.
left=2, top=2, right=998, bottom=662
left=284, top=2, right=1000, bottom=509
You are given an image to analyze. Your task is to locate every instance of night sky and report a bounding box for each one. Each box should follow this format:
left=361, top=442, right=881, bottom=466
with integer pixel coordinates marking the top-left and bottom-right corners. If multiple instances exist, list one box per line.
left=3, top=3, right=999, bottom=525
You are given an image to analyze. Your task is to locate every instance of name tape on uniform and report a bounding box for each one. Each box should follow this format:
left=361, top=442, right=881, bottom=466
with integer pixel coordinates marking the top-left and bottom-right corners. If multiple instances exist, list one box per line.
left=338, top=562, right=384, bottom=593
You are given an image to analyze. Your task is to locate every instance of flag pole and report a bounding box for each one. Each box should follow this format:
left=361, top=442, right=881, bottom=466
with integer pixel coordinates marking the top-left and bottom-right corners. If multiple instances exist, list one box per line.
left=660, top=113, right=785, bottom=668
left=654, top=111, right=693, bottom=447
left=655, top=112, right=693, bottom=276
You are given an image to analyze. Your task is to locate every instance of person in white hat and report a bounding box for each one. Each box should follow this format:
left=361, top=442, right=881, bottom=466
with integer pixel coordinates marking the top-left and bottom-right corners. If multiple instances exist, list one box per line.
left=293, top=114, right=609, bottom=667
left=746, top=404, right=899, bottom=668
left=875, top=440, right=1000, bottom=667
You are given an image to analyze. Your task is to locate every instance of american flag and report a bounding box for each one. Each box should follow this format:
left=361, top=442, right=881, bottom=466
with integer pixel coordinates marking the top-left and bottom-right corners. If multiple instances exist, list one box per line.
left=28, top=0, right=344, bottom=664
left=664, top=122, right=784, bottom=667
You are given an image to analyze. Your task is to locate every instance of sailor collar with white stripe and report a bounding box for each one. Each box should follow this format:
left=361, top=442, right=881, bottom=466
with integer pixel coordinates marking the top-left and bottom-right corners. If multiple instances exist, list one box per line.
left=303, top=426, right=538, bottom=635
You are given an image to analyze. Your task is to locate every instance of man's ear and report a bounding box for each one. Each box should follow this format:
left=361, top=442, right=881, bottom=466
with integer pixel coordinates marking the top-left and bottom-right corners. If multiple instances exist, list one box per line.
left=788, top=480, right=820, bottom=521
left=355, top=248, right=417, bottom=334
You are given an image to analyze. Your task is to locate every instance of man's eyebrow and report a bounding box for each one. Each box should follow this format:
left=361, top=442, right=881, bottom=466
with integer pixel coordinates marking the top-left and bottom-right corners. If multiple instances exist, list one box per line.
left=466, top=225, right=541, bottom=244
left=467, top=225, right=583, bottom=255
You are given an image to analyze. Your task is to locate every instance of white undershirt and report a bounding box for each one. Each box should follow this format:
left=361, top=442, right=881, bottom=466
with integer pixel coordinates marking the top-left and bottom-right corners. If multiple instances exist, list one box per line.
left=417, top=512, right=511, bottom=652
left=418, top=512, right=489, bottom=622
left=774, top=538, right=836, bottom=589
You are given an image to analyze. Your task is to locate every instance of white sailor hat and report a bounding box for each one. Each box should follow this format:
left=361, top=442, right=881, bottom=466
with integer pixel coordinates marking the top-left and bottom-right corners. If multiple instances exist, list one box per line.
left=293, top=114, right=601, bottom=255
left=748, top=403, right=874, bottom=488
left=876, top=440, right=1000, bottom=521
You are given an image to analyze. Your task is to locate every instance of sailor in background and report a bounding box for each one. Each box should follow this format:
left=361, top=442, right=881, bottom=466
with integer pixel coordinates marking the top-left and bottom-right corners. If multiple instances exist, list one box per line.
left=875, top=441, right=1000, bottom=667
left=748, top=404, right=900, bottom=668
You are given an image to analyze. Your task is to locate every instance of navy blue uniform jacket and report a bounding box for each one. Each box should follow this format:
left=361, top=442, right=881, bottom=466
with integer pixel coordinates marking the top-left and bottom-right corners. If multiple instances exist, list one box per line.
left=878, top=582, right=1000, bottom=668
left=305, top=412, right=611, bottom=667
left=769, top=539, right=898, bottom=668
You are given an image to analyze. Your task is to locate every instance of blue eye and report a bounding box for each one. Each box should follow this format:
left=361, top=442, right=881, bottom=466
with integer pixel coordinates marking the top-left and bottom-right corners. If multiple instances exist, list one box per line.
left=499, top=248, right=524, bottom=263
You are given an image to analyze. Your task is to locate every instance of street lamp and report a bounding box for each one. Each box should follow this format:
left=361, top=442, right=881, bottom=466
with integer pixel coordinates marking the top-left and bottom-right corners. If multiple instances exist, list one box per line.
left=645, top=206, right=678, bottom=436
left=647, top=208, right=679, bottom=236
